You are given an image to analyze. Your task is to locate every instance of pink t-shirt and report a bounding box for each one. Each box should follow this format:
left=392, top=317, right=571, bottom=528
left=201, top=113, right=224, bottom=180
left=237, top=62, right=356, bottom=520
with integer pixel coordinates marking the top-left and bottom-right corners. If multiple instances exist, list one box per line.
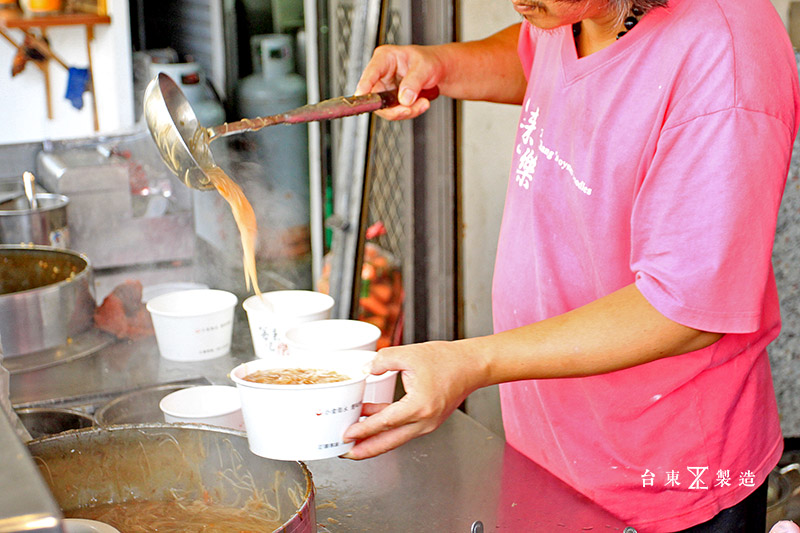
left=492, top=0, right=800, bottom=530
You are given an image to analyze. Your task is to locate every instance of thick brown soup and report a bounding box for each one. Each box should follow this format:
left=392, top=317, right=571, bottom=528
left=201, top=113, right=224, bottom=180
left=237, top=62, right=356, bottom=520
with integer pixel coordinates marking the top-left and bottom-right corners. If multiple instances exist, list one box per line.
left=243, top=368, right=350, bottom=385
left=205, top=165, right=261, bottom=297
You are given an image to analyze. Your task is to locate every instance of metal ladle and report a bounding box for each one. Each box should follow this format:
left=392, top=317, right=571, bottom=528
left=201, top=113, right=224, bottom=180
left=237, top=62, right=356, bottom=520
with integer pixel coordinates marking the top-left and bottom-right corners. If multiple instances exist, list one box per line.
left=143, top=73, right=437, bottom=190
left=22, top=171, right=38, bottom=210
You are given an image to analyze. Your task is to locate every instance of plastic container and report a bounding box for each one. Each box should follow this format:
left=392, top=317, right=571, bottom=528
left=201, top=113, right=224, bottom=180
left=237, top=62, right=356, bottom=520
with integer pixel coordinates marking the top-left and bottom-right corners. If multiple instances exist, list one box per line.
left=159, top=385, right=244, bottom=431
left=230, top=352, right=373, bottom=460
left=146, top=289, right=236, bottom=361
left=243, top=290, right=334, bottom=358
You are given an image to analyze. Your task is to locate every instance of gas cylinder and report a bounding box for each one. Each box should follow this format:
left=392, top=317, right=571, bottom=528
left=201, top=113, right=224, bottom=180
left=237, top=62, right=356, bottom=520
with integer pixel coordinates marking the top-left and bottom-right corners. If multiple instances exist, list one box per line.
left=235, top=33, right=310, bottom=255
left=148, top=61, right=226, bottom=127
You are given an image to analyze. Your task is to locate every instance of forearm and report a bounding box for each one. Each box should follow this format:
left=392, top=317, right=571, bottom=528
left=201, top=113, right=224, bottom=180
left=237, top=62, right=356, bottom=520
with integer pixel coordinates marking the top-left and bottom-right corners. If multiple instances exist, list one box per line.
left=430, top=23, right=527, bottom=104
left=463, top=283, right=723, bottom=387
left=355, top=23, right=526, bottom=117
left=344, top=283, right=723, bottom=459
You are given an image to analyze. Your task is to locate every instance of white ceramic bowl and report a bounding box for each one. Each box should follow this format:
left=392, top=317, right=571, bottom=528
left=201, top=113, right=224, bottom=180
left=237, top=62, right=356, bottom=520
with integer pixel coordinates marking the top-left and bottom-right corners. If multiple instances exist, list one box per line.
left=159, top=385, right=245, bottom=431
left=230, top=352, right=373, bottom=461
left=146, top=289, right=237, bottom=362
left=243, top=290, right=334, bottom=358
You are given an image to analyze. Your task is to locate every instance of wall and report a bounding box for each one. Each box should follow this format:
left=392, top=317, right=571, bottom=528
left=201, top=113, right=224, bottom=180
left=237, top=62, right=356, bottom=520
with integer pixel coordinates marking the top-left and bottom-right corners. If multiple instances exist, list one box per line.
left=0, top=0, right=134, bottom=144
left=459, top=1, right=519, bottom=437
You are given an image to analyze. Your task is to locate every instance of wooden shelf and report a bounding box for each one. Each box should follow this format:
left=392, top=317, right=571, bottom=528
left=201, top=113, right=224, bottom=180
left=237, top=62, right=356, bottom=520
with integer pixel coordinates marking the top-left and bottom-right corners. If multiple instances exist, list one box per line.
left=0, top=7, right=110, bottom=130
left=0, top=9, right=109, bottom=30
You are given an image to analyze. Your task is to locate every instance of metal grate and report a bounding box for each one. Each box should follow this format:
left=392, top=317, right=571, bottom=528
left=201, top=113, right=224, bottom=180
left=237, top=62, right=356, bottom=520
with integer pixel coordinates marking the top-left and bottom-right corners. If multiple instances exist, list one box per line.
left=329, top=2, right=410, bottom=261
left=365, top=13, right=408, bottom=261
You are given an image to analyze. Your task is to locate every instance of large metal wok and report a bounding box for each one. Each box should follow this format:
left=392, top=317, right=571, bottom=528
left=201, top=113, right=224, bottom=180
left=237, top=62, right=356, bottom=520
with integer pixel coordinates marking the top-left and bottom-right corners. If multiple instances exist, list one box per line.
left=26, top=424, right=316, bottom=532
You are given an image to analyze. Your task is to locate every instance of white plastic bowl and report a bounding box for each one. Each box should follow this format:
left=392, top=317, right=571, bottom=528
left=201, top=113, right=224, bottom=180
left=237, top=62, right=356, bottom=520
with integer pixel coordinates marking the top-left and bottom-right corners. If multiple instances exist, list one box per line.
left=230, top=352, right=373, bottom=461
left=159, top=385, right=244, bottom=431
left=243, top=290, right=334, bottom=358
left=146, top=289, right=237, bottom=361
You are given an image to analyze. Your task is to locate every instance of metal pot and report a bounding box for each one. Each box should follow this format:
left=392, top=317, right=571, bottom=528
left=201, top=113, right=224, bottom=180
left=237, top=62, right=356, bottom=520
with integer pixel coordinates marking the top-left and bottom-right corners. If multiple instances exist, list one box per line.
left=15, top=407, right=94, bottom=439
left=0, top=193, right=69, bottom=248
left=767, top=463, right=800, bottom=527
left=26, top=424, right=316, bottom=532
left=0, top=245, right=95, bottom=357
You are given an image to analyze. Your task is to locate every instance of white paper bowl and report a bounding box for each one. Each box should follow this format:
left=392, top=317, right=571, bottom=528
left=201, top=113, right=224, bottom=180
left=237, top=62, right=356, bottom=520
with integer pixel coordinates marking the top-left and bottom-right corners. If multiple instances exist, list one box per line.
left=243, top=290, right=335, bottom=358
left=230, top=352, right=373, bottom=461
left=141, top=282, right=209, bottom=303
left=63, top=519, right=120, bottom=533
left=284, top=319, right=381, bottom=355
left=364, top=368, right=399, bottom=404
left=146, top=289, right=237, bottom=361
left=159, top=385, right=245, bottom=431
left=279, top=338, right=397, bottom=405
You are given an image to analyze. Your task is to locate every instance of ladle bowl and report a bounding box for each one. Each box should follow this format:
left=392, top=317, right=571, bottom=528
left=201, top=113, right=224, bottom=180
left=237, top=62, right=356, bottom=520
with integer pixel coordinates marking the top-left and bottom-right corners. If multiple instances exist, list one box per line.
left=143, top=73, right=216, bottom=190
left=143, top=73, right=438, bottom=190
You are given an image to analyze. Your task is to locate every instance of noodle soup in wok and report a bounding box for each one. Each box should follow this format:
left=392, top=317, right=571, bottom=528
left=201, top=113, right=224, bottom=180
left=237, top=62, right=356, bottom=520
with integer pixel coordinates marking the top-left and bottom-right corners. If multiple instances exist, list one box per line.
left=27, top=425, right=315, bottom=532
left=231, top=352, right=374, bottom=461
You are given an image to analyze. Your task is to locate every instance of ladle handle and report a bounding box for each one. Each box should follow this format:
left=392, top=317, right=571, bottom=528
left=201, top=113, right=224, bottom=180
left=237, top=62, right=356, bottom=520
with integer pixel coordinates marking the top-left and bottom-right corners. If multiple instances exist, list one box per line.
left=22, top=171, right=38, bottom=210
left=208, top=87, right=439, bottom=140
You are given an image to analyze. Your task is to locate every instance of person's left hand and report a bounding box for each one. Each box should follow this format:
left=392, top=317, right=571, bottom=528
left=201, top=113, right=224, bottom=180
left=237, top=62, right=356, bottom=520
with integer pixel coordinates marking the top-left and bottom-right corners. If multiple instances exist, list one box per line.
left=342, top=340, right=486, bottom=460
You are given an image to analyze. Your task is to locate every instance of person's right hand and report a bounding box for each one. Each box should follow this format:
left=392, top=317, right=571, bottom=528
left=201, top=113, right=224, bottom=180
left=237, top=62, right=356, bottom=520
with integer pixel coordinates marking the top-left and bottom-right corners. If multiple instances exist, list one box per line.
left=770, top=521, right=800, bottom=533
left=354, top=44, right=443, bottom=121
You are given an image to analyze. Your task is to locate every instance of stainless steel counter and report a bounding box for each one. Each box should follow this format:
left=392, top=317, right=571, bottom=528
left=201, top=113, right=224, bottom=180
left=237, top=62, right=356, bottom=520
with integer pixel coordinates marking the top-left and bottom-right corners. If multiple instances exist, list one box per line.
left=6, top=323, right=630, bottom=532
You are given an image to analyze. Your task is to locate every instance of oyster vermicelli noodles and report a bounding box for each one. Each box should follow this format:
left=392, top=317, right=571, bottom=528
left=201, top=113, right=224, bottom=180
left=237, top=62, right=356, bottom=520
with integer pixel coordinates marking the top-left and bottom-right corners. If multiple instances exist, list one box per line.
left=64, top=498, right=284, bottom=532
left=33, top=432, right=299, bottom=532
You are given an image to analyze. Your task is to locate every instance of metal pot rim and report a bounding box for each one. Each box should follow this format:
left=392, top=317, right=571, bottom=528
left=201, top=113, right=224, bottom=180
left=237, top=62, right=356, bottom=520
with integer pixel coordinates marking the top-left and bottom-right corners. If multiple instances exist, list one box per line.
left=0, top=244, right=92, bottom=297
left=0, top=193, right=69, bottom=216
left=16, top=406, right=94, bottom=418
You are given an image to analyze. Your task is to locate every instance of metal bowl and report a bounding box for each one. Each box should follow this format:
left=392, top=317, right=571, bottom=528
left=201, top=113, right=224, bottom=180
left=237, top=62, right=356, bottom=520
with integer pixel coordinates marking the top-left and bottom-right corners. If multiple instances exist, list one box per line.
left=15, top=407, right=94, bottom=439
left=26, top=424, right=316, bottom=532
left=0, top=245, right=96, bottom=356
left=94, top=383, right=192, bottom=426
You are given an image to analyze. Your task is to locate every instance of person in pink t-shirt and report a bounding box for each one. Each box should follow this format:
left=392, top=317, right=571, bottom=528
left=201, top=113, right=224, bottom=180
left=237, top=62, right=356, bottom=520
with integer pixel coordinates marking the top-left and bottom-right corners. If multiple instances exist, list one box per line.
left=342, top=0, right=800, bottom=530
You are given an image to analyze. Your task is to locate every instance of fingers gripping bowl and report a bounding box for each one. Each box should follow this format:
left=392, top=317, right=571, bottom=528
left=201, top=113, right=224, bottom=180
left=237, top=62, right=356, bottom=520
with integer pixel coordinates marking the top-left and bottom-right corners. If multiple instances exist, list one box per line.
left=230, top=351, right=376, bottom=461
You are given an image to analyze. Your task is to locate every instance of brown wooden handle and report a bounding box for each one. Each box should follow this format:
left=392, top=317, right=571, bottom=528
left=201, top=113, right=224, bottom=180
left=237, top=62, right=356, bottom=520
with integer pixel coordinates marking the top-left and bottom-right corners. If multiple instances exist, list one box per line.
left=209, top=87, right=441, bottom=140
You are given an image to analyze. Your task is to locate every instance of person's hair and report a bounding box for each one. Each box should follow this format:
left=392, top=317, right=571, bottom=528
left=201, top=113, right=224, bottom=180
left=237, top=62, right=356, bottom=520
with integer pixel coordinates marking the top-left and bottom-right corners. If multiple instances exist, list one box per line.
left=608, top=0, right=669, bottom=17
left=559, top=0, right=669, bottom=24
